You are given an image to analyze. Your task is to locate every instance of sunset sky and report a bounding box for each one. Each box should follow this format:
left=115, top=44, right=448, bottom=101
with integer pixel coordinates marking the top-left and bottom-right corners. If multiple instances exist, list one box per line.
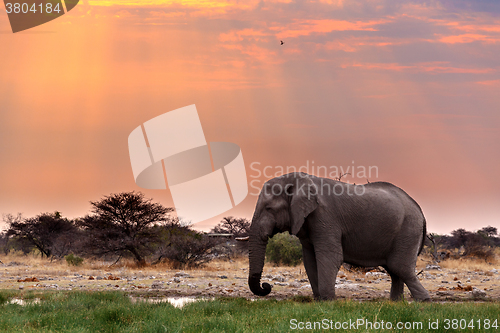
left=1, top=0, right=499, bottom=234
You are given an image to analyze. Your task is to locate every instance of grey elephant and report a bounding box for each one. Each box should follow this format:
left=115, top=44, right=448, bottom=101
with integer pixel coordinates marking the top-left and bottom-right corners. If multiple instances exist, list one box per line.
left=248, top=172, right=430, bottom=301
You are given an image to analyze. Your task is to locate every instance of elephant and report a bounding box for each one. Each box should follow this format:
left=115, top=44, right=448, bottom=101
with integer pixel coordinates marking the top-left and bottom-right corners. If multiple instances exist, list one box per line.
left=248, top=172, right=430, bottom=301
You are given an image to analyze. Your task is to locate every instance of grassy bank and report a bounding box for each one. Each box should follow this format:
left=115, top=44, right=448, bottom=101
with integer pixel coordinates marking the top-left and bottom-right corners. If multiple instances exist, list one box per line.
left=0, top=291, right=499, bottom=332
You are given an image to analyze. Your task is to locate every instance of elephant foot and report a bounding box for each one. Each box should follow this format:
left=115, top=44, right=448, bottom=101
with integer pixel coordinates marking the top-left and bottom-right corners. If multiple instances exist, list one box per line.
left=415, top=297, right=431, bottom=302
left=317, top=294, right=335, bottom=301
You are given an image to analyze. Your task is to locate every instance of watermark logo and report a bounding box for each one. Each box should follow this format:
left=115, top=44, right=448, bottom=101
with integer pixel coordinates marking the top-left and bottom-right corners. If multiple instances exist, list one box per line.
left=248, top=161, right=379, bottom=197
left=128, top=105, right=248, bottom=224
left=4, top=0, right=79, bottom=33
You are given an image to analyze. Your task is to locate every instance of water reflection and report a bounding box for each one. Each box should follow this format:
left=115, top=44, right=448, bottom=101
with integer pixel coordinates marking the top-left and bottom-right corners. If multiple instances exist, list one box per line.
left=129, top=296, right=212, bottom=308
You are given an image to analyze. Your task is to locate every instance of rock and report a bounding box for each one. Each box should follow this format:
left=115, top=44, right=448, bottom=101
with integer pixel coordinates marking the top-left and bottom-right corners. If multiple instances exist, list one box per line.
left=436, top=290, right=452, bottom=296
left=365, top=272, right=387, bottom=278
left=272, top=275, right=285, bottom=282
left=489, top=269, right=498, bottom=274
left=289, top=282, right=301, bottom=288
left=274, top=282, right=288, bottom=286
left=218, top=275, right=228, bottom=279
left=174, top=272, right=192, bottom=278
left=472, top=288, right=486, bottom=298
left=337, top=283, right=360, bottom=290
left=19, top=285, right=24, bottom=290
left=300, top=284, right=311, bottom=289
left=426, top=264, right=442, bottom=271
left=173, top=277, right=181, bottom=283
left=96, top=276, right=103, bottom=280
left=151, top=282, right=163, bottom=289
left=441, top=281, right=449, bottom=284
left=298, top=279, right=309, bottom=283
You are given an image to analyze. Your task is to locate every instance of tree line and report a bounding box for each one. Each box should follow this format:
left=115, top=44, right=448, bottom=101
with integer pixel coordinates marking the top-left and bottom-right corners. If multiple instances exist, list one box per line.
left=1, top=192, right=497, bottom=267
left=0, top=192, right=250, bottom=267
left=425, top=226, right=499, bottom=262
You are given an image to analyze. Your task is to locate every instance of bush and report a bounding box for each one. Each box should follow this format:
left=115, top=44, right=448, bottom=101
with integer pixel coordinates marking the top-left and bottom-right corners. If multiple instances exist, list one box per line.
left=154, top=224, right=222, bottom=268
left=266, top=232, right=302, bottom=266
left=65, top=253, right=84, bottom=266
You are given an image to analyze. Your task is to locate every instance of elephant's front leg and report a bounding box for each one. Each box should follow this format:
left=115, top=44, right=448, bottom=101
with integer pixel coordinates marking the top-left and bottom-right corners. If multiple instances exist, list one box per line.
left=315, top=245, right=343, bottom=300
left=300, top=240, right=320, bottom=299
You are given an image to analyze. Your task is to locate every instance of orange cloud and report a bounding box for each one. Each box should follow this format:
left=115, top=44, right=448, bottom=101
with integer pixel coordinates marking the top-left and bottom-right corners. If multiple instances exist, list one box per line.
left=317, top=0, right=344, bottom=6
left=272, top=19, right=388, bottom=39
left=88, top=0, right=254, bottom=7
left=343, top=62, right=412, bottom=72
left=219, top=29, right=270, bottom=42
left=87, top=0, right=260, bottom=16
left=148, top=11, right=187, bottom=18
left=221, top=44, right=282, bottom=64
left=451, top=23, right=500, bottom=33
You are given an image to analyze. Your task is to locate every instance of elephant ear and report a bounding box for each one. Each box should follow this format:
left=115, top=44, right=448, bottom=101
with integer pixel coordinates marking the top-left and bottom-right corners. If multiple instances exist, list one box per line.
left=289, top=174, right=318, bottom=235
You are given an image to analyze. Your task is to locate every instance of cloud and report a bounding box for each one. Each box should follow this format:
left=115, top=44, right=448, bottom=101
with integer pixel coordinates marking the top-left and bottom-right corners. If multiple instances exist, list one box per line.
left=343, top=61, right=495, bottom=74
left=476, top=79, right=500, bottom=85
left=219, top=28, right=270, bottom=42
left=438, top=33, right=499, bottom=44
left=271, top=19, right=388, bottom=39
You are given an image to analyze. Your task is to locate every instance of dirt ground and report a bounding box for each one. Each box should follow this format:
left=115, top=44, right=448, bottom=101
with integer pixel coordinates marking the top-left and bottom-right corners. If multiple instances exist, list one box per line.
left=1, top=255, right=498, bottom=302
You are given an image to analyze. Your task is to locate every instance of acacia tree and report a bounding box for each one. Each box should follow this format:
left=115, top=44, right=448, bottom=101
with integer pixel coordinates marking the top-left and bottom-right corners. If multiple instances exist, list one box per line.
left=4, top=212, right=76, bottom=258
left=77, top=192, right=173, bottom=266
left=210, top=216, right=250, bottom=237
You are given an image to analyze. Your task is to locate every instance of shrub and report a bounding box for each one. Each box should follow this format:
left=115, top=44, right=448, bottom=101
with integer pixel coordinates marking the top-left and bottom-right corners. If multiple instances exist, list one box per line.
left=65, top=253, right=84, bottom=266
left=154, top=224, right=222, bottom=268
left=266, top=232, right=302, bottom=266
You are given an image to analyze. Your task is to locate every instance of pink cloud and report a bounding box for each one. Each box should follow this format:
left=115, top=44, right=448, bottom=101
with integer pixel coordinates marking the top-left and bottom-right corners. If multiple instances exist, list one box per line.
left=439, top=33, right=499, bottom=44
left=343, top=61, right=495, bottom=74
left=476, top=79, right=500, bottom=86
left=271, top=19, right=388, bottom=39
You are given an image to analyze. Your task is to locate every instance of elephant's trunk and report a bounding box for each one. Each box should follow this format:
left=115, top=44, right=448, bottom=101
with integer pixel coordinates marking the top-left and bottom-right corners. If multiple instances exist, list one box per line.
left=248, top=235, right=272, bottom=296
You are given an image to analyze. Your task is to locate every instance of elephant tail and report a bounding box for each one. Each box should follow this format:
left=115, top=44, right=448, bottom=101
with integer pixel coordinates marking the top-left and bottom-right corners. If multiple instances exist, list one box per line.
left=418, top=217, right=427, bottom=256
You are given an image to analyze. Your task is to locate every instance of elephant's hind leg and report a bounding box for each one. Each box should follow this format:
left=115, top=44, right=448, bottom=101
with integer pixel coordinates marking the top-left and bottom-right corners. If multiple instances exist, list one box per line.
left=383, top=266, right=404, bottom=301
left=386, top=262, right=430, bottom=302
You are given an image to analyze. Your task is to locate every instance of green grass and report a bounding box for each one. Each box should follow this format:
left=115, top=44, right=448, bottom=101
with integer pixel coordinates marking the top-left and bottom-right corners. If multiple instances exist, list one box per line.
left=0, top=290, right=499, bottom=332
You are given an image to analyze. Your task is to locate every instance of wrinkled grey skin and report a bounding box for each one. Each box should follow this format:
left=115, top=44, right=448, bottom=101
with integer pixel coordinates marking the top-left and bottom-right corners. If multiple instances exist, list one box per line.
left=248, top=172, right=430, bottom=301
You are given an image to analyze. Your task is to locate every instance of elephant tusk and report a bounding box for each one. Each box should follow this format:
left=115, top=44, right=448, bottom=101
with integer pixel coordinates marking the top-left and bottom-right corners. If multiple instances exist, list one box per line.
left=235, top=236, right=250, bottom=241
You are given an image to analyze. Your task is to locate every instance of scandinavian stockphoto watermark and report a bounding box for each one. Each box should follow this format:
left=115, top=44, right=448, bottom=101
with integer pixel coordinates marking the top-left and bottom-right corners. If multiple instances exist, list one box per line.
left=3, top=0, right=79, bottom=33
left=248, top=161, right=379, bottom=197
left=128, top=105, right=249, bottom=224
